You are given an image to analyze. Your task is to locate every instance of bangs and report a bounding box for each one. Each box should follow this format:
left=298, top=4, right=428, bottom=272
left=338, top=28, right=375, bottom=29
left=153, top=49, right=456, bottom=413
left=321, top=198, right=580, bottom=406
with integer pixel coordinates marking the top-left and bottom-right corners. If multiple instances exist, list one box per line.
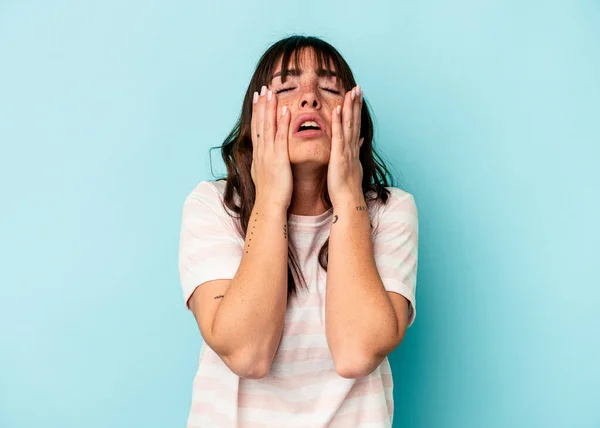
left=258, top=36, right=355, bottom=91
left=277, top=47, right=338, bottom=82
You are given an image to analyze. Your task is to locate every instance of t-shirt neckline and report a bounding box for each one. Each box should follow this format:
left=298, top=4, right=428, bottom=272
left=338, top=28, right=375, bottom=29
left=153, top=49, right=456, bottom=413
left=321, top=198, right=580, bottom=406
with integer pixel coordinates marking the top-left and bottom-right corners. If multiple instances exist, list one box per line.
left=288, top=207, right=333, bottom=226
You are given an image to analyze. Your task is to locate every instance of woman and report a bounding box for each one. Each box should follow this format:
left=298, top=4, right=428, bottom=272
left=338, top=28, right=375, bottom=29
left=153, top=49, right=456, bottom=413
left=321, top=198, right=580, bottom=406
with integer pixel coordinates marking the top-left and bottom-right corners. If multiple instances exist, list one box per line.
left=178, top=35, right=418, bottom=427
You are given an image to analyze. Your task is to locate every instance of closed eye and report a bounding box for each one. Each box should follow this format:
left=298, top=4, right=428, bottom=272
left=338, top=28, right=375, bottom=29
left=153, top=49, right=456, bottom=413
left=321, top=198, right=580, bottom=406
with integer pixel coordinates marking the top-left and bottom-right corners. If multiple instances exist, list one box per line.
left=275, top=87, right=341, bottom=95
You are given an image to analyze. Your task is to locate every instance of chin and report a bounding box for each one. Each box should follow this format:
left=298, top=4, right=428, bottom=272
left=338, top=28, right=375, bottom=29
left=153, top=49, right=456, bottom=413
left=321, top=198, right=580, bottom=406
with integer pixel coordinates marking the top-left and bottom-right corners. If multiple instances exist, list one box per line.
left=289, top=146, right=330, bottom=166
left=288, top=136, right=331, bottom=163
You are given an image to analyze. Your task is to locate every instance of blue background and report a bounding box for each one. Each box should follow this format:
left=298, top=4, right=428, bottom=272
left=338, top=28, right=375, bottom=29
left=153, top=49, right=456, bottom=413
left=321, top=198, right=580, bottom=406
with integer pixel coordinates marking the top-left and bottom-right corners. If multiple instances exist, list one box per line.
left=1, top=1, right=599, bottom=427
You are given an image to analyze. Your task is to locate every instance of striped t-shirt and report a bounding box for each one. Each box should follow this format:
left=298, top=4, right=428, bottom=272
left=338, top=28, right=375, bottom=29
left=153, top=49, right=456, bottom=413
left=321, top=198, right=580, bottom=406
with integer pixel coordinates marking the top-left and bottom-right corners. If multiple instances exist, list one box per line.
left=178, top=179, right=418, bottom=427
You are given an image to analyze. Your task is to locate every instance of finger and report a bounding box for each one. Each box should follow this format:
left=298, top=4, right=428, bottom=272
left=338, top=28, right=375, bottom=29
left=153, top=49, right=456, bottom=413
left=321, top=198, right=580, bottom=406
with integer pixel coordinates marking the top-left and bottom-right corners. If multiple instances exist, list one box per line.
left=274, top=105, right=291, bottom=155
left=342, top=87, right=355, bottom=151
left=256, top=85, right=267, bottom=154
left=264, top=89, right=277, bottom=150
left=331, top=104, right=343, bottom=155
left=353, top=85, right=362, bottom=151
left=251, top=90, right=259, bottom=158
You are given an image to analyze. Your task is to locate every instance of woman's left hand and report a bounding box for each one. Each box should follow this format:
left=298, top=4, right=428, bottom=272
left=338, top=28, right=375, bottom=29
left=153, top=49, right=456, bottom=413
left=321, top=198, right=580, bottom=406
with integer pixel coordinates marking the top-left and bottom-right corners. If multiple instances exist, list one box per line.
left=327, top=84, right=365, bottom=206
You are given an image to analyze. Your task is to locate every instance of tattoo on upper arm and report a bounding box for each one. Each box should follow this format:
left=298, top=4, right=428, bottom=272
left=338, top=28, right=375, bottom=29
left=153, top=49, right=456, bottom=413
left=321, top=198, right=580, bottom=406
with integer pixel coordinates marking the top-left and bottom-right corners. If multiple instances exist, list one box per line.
left=214, top=295, right=224, bottom=299
left=283, top=224, right=287, bottom=239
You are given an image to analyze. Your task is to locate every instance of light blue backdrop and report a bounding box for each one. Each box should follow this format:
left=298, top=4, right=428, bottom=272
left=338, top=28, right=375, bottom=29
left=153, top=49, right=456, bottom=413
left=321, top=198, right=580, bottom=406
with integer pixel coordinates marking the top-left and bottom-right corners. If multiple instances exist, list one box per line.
left=1, top=1, right=598, bottom=427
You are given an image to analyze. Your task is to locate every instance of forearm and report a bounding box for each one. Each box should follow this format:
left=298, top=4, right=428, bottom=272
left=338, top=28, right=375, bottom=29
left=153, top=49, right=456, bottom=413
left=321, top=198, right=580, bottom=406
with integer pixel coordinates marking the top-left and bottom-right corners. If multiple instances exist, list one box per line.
left=326, top=195, right=400, bottom=371
left=211, top=198, right=288, bottom=368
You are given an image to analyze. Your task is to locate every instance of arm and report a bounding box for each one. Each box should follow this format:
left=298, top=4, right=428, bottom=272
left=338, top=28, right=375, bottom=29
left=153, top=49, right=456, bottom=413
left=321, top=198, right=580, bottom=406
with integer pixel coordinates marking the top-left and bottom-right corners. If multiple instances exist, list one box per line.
left=325, top=193, right=412, bottom=379
left=185, top=197, right=289, bottom=379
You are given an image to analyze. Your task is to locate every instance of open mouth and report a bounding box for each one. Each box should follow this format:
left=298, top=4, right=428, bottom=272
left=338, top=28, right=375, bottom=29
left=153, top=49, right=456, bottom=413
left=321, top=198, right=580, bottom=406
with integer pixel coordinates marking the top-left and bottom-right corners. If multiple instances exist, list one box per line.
left=293, top=115, right=326, bottom=138
left=298, top=120, right=322, bottom=132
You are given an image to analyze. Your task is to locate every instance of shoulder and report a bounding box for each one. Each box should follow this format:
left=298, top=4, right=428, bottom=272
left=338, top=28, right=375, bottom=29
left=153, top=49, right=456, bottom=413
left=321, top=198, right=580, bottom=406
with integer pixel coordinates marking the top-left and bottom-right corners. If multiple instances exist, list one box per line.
left=386, top=187, right=417, bottom=214
left=368, top=186, right=417, bottom=217
left=385, top=186, right=414, bottom=203
left=181, top=179, right=241, bottom=235
left=184, top=179, right=228, bottom=209
left=181, top=179, right=236, bottom=223
left=367, top=187, right=418, bottom=236
left=186, top=179, right=225, bottom=200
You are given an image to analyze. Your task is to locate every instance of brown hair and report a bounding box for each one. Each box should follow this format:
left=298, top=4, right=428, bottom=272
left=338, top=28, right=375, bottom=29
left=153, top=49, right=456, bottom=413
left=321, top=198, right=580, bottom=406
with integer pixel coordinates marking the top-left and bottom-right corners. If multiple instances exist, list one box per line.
left=209, top=35, right=396, bottom=300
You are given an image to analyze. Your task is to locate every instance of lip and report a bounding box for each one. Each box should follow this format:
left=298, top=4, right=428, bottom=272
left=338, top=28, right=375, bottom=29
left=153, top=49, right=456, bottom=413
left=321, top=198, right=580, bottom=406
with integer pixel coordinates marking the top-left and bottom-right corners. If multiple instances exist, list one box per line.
left=291, top=113, right=327, bottom=139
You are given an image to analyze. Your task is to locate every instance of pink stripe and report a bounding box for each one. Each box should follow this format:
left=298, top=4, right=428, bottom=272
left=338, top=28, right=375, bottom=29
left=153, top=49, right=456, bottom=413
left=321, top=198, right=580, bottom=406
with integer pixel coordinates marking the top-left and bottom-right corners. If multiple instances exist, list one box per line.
left=382, top=372, right=393, bottom=388
left=195, top=368, right=335, bottom=390
left=273, top=346, right=332, bottom=364
left=188, top=402, right=236, bottom=426
left=378, top=262, right=417, bottom=279
left=282, top=321, right=324, bottom=336
left=394, top=197, right=418, bottom=215
left=374, top=242, right=417, bottom=257
left=237, top=377, right=384, bottom=412
left=374, top=226, right=418, bottom=246
left=200, top=344, right=337, bottom=367
left=193, top=372, right=385, bottom=401
left=196, top=351, right=392, bottom=390
left=328, top=404, right=391, bottom=427
left=191, top=377, right=237, bottom=404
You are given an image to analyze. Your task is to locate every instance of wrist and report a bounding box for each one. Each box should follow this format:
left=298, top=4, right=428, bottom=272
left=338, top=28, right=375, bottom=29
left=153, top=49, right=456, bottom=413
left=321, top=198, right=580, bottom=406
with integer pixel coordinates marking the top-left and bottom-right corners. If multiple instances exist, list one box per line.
left=331, top=192, right=366, bottom=209
left=254, top=197, right=289, bottom=217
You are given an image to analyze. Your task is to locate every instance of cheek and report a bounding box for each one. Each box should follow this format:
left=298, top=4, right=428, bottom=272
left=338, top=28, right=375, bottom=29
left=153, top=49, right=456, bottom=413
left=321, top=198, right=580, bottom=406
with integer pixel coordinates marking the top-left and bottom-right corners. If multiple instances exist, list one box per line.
left=323, top=98, right=342, bottom=115
left=277, top=99, right=292, bottom=114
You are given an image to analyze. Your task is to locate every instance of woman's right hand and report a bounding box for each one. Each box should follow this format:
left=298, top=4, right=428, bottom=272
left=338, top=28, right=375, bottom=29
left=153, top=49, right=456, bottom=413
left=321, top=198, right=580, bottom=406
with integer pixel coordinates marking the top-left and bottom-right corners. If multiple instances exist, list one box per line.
left=250, top=85, right=293, bottom=209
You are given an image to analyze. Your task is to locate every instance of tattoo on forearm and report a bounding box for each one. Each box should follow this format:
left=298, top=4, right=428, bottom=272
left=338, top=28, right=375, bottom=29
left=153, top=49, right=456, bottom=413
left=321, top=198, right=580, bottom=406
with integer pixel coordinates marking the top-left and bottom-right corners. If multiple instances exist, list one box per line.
left=246, top=212, right=258, bottom=254
left=214, top=295, right=224, bottom=300
left=332, top=206, right=367, bottom=225
left=283, top=224, right=287, bottom=239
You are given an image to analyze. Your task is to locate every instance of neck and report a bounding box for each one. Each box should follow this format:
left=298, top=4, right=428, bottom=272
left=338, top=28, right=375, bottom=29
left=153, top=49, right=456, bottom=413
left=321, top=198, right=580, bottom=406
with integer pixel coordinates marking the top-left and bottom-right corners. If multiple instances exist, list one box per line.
left=288, top=167, right=329, bottom=216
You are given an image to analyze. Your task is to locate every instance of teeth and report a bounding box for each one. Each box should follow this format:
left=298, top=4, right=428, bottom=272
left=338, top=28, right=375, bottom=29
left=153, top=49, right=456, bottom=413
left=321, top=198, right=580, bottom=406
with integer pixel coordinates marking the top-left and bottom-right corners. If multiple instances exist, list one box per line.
left=300, top=121, right=319, bottom=128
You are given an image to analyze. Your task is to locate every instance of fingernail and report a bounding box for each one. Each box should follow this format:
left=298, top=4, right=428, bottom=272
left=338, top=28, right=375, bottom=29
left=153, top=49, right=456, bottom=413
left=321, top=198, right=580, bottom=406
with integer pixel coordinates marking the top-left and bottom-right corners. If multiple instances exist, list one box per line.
left=336, top=105, right=341, bottom=115
left=282, top=106, right=287, bottom=116
left=253, top=92, right=258, bottom=104
left=260, top=86, right=266, bottom=96
left=268, top=90, right=272, bottom=101
left=351, top=89, right=355, bottom=100
left=356, top=85, right=361, bottom=97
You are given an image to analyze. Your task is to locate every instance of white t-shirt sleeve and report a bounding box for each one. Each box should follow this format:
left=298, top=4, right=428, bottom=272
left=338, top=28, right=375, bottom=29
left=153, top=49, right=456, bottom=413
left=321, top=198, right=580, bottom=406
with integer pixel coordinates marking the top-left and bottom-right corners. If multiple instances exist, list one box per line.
left=178, top=181, right=243, bottom=309
left=372, top=188, right=419, bottom=327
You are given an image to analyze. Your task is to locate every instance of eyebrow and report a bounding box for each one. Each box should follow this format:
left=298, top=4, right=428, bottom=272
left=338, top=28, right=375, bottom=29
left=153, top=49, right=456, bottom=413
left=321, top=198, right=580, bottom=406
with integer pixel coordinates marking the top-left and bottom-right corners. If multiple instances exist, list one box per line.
left=270, top=68, right=338, bottom=82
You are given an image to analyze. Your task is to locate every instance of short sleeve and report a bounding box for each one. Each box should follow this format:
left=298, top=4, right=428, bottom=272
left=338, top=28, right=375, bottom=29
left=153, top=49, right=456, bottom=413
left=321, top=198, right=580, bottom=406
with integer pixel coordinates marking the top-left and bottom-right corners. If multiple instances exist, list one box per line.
left=178, top=181, right=243, bottom=309
left=372, top=188, right=419, bottom=327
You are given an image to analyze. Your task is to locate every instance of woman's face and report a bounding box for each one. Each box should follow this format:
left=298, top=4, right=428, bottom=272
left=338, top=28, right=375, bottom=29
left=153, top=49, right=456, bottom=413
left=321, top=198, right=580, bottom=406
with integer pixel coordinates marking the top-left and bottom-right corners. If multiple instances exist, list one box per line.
left=268, top=48, right=346, bottom=167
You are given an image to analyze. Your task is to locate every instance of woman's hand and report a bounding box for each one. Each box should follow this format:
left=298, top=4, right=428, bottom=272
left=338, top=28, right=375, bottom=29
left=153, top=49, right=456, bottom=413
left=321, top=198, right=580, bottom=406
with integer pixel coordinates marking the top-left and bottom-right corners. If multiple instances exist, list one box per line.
left=251, top=85, right=293, bottom=209
left=327, top=85, right=365, bottom=206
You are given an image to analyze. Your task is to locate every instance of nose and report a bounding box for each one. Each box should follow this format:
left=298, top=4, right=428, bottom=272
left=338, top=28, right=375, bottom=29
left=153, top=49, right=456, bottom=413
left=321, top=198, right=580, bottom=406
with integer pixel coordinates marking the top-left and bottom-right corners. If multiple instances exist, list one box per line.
left=298, top=90, right=320, bottom=110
